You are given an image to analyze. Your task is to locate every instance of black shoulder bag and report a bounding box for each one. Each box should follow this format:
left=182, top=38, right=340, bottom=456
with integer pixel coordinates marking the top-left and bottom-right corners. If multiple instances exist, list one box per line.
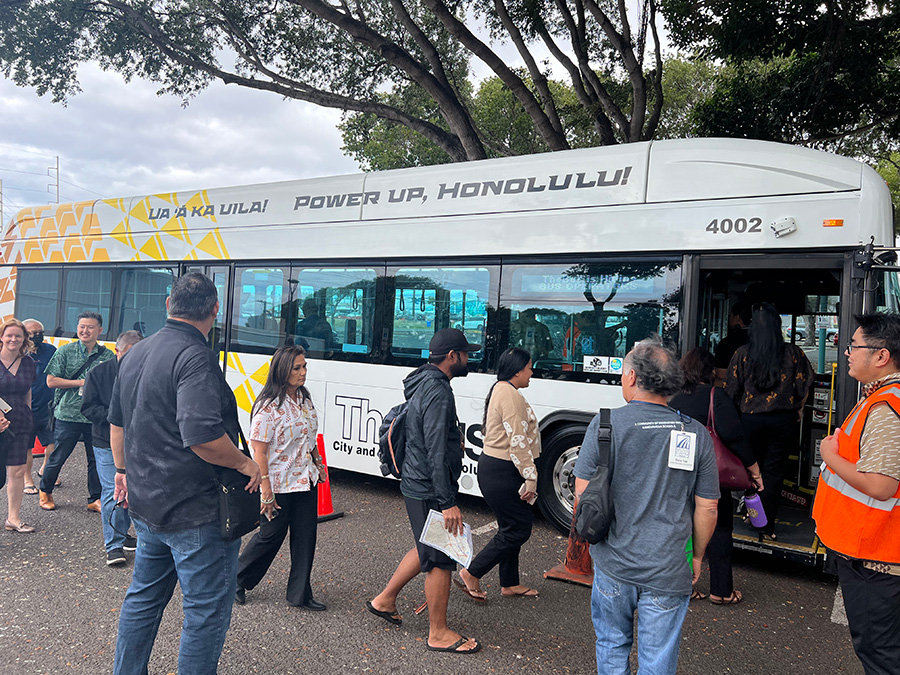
left=574, top=408, right=614, bottom=544
left=215, top=428, right=261, bottom=541
left=48, top=346, right=107, bottom=431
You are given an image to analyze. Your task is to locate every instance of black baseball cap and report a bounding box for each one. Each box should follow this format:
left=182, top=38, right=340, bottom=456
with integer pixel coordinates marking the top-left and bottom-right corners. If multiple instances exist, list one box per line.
left=429, top=328, right=481, bottom=357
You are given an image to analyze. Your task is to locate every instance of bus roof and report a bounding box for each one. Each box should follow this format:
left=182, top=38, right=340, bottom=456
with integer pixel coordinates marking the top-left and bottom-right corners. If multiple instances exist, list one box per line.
left=2, top=138, right=893, bottom=265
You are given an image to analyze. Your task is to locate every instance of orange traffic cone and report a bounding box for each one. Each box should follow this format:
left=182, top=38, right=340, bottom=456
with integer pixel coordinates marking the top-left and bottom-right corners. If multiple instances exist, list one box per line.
left=316, top=434, right=343, bottom=523
left=33, top=436, right=46, bottom=457
left=543, top=508, right=593, bottom=587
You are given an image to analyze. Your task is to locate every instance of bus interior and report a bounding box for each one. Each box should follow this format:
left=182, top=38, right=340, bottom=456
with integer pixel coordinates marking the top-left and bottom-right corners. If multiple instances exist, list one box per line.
left=696, top=259, right=844, bottom=565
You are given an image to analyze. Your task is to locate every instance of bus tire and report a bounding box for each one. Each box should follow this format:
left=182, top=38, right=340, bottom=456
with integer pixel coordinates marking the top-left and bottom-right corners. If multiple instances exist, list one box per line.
left=537, top=424, right=588, bottom=534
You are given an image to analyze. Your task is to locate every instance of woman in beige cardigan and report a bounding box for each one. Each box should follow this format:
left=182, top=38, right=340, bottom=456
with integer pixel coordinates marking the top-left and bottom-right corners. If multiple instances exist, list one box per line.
left=457, top=348, right=541, bottom=600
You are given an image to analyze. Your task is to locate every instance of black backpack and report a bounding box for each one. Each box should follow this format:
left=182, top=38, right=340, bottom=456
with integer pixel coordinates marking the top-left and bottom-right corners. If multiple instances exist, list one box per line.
left=574, top=408, right=614, bottom=544
left=378, top=402, right=408, bottom=478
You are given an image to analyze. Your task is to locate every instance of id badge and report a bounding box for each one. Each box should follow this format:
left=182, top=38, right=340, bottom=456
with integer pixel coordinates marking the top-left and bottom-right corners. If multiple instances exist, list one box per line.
left=668, top=430, right=696, bottom=471
left=0, top=396, right=10, bottom=414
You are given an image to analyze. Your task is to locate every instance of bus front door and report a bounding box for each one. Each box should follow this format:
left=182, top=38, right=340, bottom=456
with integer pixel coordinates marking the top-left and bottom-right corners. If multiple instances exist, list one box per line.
left=690, top=254, right=852, bottom=566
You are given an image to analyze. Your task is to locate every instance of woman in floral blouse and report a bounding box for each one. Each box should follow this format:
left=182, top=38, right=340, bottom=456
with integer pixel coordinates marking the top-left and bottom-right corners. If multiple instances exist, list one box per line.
left=458, top=348, right=541, bottom=600
left=235, top=345, right=328, bottom=611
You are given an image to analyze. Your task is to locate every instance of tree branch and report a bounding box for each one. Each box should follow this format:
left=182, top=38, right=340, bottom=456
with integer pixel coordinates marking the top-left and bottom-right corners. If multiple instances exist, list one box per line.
left=492, top=0, right=566, bottom=141
left=103, top=0, right=469, bottom=160
left=422, top=0, right=569, bottom=151
left=290, top=0, right=487, bottom=159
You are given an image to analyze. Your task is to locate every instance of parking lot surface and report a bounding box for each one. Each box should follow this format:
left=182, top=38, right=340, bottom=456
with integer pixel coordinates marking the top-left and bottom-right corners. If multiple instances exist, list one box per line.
left=0, top=448, right=863, bottom=674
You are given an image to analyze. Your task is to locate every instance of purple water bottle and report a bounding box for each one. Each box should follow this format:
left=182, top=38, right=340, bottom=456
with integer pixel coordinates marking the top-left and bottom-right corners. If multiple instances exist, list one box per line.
left=744, top=490, right=767, bottom=529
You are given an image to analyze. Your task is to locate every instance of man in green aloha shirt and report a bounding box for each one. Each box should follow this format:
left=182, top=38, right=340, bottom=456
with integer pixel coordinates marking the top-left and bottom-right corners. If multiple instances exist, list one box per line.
left=38, top=311, right=114, bottom=512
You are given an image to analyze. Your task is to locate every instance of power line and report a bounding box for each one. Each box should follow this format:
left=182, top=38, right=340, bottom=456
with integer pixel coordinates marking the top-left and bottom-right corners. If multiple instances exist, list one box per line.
left=0, top=143, right=56, bottom=159
left=0, top=166, right=47, bottom=177
left=59, top=177, right=105, bottom=196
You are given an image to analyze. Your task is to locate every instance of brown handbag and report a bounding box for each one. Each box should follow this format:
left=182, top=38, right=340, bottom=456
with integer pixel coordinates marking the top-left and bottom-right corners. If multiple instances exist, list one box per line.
left=707, top=387, right=752, bottom=491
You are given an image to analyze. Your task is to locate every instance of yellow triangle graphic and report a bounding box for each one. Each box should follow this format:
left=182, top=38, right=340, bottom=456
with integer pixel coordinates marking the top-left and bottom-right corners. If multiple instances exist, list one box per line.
left=195, top=230, right=224, bottom=259
left=130, top=200, right=151, bottom=225
left=250, top=363, right=270, bottom=386
left=234, top=382, right=254, bottom=413
left=139, top=235, right=164, bottom=260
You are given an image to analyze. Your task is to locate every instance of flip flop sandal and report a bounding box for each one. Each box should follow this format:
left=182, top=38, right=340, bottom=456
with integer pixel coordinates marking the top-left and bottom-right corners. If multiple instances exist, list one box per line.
left=23, top=485, right=38, bottom=495
left=501, top=587, right=539, bottom=597
left=365, top=600, right=402, bottom=626
left=690, top=590, right=707, bottom=601
left=425, top=637, right=481, bottom=654
left=452, top=576, right=487, bottom=602
left=709, top=591, right=743, bottom=605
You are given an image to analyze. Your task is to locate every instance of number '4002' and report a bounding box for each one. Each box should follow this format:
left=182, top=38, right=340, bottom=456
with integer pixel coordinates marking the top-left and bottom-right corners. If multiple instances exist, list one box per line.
left=706, top=218, right=762, bottom=234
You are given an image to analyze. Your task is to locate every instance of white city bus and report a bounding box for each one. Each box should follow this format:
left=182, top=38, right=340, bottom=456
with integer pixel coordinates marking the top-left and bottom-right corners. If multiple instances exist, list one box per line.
left=2, top=138, right=896, bottom=565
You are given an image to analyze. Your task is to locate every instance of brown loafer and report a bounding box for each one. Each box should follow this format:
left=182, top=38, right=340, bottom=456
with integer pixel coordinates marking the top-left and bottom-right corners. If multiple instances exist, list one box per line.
left=39, top=491, right=56, bottom=511
left=87, top=499, right=102, bottom=513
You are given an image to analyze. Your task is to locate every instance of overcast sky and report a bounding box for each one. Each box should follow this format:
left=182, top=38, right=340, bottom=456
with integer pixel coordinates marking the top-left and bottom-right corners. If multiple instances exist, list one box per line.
left=0, top=4, right=660, bottom=227
left=0, top=63, right=359, bottom=224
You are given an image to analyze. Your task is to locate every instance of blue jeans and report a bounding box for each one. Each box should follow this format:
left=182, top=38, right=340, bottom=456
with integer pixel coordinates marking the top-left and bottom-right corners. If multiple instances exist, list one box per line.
left=591, top=565, right=690, bottom=675
left=114, top=518, right=240, bottom=675
left=39, top=419, right=100, bottom=500
left=93, top=446, right=131, bottom=552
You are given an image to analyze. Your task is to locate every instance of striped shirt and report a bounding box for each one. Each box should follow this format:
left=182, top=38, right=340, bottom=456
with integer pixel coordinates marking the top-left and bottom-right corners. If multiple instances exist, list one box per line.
left=856, top=372, right=900, bottom=575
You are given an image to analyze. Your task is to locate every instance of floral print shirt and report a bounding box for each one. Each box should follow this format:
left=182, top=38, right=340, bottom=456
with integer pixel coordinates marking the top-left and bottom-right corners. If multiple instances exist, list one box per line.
left=725, top=343, right=814, bottom=414
left=481, top=382, right=542, bottom=491
left=250, top=395, right=320, bottom=493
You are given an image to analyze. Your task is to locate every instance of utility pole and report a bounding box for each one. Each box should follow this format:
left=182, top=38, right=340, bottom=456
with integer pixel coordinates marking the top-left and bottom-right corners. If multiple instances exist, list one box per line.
left=47, top=155, right=59, bottom=204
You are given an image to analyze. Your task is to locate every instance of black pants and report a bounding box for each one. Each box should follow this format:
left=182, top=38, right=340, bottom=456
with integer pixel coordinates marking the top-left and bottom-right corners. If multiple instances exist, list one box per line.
left=236, top=487, right=318, bottom=606
left=40, top=420, right=100, bottom=501
left=707, top=493, right=736, bottom=597
left=467, top=454, right=533, bottom=587
left=740, top=410, right=798, bottom=535
left=836, top=554, right=900, bottom=675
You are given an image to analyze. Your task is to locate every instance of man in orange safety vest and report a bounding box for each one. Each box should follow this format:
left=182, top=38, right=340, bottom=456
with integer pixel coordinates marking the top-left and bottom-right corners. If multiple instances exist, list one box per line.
left=813, top=312, right=900, bottom=675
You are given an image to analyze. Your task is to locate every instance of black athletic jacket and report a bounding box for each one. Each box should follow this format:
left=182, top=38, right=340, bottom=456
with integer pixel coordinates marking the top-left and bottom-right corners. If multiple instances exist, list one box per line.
left=399, top=364, right=463, bottom=510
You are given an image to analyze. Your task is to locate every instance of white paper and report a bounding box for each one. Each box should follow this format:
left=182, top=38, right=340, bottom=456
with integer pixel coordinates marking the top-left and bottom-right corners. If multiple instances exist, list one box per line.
left=518, top=482, right=537, bottom=505
left=0, top=396, right=10, bottom=414
left=418, top=509, right=473, bottom=568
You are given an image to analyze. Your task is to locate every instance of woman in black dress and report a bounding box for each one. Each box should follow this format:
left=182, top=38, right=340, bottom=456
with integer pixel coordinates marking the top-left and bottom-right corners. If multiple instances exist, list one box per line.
left=671, top=347, right=763, bottom=605
left=0, top=319, right=36, bottom=533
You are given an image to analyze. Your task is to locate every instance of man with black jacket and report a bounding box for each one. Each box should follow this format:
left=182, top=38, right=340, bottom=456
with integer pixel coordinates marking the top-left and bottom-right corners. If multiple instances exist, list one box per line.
left=81, top=330, right=142, bottom=566
left=367, top=328, right=482, bottom=655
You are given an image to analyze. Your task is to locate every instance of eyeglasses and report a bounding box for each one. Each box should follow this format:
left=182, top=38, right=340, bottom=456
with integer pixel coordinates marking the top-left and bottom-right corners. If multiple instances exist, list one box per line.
left=845, top=343, right=885, bottom=354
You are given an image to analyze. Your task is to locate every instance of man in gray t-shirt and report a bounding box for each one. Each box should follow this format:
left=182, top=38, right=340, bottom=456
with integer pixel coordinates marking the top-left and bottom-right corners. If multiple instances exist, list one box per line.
left=574, top=337, right=719, bottom=675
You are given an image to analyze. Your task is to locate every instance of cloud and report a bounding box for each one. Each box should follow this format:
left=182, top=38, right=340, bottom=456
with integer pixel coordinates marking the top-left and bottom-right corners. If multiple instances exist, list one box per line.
left=0, top=63, right=358, bottom=220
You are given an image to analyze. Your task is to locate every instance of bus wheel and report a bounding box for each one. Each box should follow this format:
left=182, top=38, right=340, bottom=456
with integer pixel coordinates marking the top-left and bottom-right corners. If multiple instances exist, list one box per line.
left=537, top=424, right=587, bottom=534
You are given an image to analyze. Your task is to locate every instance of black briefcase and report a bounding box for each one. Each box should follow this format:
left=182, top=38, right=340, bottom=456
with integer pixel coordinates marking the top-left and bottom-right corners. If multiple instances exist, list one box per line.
left=215, top=468, right=260, bottom=541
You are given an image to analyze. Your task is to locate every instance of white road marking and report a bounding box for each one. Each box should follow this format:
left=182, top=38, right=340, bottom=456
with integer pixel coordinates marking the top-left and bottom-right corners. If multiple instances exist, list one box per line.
left=472, top=521, right=498, bottom=536
left=831, top=586, right=848, bottom=625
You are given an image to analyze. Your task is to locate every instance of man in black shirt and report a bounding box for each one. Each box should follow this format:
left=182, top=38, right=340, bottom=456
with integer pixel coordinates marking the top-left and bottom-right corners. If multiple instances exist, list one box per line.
left=109, top=273, right=261, bottom=675
left=81, top=330, right=142, bottom=566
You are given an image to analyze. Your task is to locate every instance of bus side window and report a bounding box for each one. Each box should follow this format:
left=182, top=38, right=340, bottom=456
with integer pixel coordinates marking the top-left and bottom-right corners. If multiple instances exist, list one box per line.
left=15, top=268, right=60, bottom=335
left=388, top=266, right=493, bottom=362
left=118, top=267, right=176, bottom=338
left=61, top=268, right=113, bottom=339
left=289, top=268, right=378, bottom=358
left=231, top=267, right=288, bottom=351
left=500, top=261, right=681, bottom=376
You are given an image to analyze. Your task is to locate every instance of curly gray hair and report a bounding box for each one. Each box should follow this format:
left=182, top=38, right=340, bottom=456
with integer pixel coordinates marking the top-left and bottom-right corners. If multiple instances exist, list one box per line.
left=623, top=335, right=683, bottom=397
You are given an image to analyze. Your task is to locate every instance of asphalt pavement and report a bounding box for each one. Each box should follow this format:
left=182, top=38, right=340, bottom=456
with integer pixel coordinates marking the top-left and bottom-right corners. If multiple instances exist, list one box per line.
left=0, top=447, right=864, bottom=674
